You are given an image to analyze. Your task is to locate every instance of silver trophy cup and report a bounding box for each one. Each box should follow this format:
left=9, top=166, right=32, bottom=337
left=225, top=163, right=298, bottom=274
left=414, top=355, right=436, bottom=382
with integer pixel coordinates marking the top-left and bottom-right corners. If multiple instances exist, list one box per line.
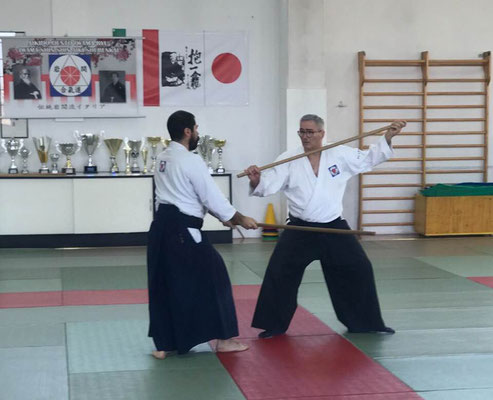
left=79, top=132, right=101, bottom=174
left=32, top=136, right=52, bottom=173
left=1, top=138, right=23, bottom=174
left=146, top=136, right=162, bottom=173
left=49, top=153, right=60, bottom=174
left=56, top=142, right=80, bottom=174
left=126, top=139, right=142, bottom=174
left=198, top=135, right=216, bottom=174
left=19, top=146, right=31, bottom=174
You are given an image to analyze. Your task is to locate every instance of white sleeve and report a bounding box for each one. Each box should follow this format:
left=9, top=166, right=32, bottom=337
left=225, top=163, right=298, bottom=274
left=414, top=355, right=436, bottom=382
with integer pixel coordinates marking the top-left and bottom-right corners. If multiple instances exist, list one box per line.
left=188, top=156, right=236, bottom=222
left=342, top=136, right=393, bottom=176
left=250, top=156, right=290, bottom=197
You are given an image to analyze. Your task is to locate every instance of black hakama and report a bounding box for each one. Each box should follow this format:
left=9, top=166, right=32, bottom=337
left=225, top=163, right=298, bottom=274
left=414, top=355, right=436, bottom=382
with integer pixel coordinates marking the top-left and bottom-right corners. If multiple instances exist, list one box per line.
left=252, top=216, right=387, bottom=333
left=147, top=204, right=239, bottom=354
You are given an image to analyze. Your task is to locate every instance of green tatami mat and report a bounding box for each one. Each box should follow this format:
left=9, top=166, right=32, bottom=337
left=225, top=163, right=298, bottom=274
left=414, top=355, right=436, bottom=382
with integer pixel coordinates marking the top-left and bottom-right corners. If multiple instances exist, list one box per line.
left=310, top=307, right=493, bottom=333
left=70, top=368, right=245, bottom=400
left=377, top=239, right=485, bottom=256
left=67, top=320, right=216, bottom=374
left=61, top=266, right=147, bottom=291
left=346, top=327, right=493, bottom=358
left=471, top=245, right=493, bottom=256
left=0, top=323, right=65, bottom=348
left=375, top=277, right=489, bottom=294
left=214, top=241, right=276, bottom=255
left=0, top=304, right=148, bottom=326
left=0, top=267, right=61, bottom=280
left=379, top=354, right=493, bottom=391
left=0, top=278, right=62, bottom=293
left=224, top=261, right=263, bottom=284
left=299, top=285, right=493, bottom=310
left=417, top=255, right=493, bottom=277
left=0, top=346, right=68, bottom=400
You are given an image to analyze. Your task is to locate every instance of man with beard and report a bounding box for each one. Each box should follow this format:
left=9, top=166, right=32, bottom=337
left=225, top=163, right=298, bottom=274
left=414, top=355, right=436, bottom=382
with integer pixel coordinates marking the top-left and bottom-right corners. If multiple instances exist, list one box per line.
left=14, top=68, right=42, bottom=100
left=148, top=110, right=257, bottom=359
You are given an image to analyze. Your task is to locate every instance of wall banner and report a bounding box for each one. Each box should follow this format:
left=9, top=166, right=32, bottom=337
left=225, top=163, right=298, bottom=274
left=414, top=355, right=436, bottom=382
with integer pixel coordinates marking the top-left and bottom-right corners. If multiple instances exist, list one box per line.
left=1, top=37, right=139, bottom=118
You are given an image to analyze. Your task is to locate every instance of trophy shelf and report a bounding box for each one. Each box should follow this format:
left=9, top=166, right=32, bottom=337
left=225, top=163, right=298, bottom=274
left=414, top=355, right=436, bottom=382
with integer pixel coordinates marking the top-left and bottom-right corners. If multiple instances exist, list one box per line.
left=0, top=173, right=233, bottom=247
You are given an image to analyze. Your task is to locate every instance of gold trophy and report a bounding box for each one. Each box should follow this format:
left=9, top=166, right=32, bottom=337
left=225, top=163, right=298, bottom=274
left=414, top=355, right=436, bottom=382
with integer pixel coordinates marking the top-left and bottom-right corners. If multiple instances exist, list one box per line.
left=32, top=136, right=51, bottom=173
left=214, top=139, right=226, bottom=173
left=104, top=138, right=123, bottom=174
left=141, top=145, right=149, bottom=174
left=161, top=138, right=171, bottom=148
left=146, top=136, right=161, bottom=173
left=123, top=139, right=132, bottom=175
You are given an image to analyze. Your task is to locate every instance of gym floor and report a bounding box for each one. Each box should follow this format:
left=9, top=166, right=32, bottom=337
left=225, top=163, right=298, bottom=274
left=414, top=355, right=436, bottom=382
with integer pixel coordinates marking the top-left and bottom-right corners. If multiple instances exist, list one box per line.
left=1, top=235, right=493, bottom=399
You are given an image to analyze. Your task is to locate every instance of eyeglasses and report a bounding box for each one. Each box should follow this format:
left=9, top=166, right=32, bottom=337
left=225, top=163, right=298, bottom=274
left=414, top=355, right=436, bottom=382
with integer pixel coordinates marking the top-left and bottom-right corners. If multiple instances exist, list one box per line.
left=297, top=129, right=321, bottom=138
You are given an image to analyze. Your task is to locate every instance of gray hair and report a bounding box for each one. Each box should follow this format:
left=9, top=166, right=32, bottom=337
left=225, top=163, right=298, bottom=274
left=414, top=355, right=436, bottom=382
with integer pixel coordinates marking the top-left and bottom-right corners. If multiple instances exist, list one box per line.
left=300, top=114, right=324, bottom=129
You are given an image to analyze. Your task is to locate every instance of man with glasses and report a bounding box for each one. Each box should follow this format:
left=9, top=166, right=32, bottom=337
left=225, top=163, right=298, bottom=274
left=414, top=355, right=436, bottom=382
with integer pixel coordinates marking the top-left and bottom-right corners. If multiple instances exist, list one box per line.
left=244, top=114, right=406, bottom=338
left=14, top=68, right=41, bottom=100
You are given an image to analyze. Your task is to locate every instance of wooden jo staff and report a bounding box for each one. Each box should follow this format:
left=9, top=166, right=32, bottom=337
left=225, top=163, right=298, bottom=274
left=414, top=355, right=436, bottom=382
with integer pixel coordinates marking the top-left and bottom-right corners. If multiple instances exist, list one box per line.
left=237, top=124, right=393, bottom=178
left=258, top=222, right=375, bottom=236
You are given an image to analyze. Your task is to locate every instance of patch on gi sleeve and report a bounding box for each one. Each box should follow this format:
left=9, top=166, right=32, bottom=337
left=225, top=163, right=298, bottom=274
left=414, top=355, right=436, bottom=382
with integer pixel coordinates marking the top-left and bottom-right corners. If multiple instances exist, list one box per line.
left=159, top=160, right=167, bottom=172
left=329, top=164, right=340, bottom=177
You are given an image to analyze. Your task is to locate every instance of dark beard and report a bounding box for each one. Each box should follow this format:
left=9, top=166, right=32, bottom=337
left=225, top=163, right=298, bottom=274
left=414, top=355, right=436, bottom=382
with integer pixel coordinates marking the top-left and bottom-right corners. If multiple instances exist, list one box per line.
left=189, top=135, right=199, bottom=151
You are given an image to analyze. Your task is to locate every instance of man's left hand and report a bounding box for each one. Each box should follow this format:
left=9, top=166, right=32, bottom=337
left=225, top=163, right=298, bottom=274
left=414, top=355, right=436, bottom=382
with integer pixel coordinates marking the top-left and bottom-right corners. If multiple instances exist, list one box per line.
left=385, top=120, right=406, bottom=144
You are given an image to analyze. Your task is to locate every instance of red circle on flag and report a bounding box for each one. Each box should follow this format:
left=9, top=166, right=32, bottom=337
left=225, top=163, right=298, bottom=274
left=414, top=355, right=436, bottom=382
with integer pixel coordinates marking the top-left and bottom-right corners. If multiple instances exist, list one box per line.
left=211, top=53, right=242, bottom=83
left=60, top=66, right=81, bottom=86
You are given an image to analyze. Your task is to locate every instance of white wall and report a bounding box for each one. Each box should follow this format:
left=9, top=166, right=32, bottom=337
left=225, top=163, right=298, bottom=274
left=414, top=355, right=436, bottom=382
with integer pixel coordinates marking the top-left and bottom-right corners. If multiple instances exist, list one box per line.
left=321, top=0, right=493, bottom=230
left=0, top=0, right=284, bottom=237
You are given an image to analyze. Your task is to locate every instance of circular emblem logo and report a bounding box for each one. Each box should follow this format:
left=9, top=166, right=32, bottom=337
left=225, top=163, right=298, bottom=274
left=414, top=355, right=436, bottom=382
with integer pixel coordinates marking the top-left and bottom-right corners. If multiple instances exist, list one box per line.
left=49, top=55, right=91, bottom=96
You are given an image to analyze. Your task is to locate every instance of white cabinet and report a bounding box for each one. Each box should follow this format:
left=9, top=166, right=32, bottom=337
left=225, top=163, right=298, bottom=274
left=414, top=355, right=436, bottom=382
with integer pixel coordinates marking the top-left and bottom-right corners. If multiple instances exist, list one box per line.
left=0, top=175, right=153, bottom=236
left=73, top=178, right=153, bottom=234
left=202, top=175, right=231, bottom=232
left=0, top=179, right=74, bottom=234
left=0, top=173, right=232, bottom=246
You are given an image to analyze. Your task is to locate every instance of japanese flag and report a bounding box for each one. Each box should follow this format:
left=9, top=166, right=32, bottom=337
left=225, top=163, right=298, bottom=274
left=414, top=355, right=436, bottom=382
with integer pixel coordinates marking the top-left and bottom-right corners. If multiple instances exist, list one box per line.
left=204, top=32, right=248, bottom=106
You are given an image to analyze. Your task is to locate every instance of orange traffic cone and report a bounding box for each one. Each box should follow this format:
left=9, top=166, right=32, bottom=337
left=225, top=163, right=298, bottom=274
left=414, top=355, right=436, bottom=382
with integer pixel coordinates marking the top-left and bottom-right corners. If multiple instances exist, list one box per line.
left=262, top=203, right=279, bottom=242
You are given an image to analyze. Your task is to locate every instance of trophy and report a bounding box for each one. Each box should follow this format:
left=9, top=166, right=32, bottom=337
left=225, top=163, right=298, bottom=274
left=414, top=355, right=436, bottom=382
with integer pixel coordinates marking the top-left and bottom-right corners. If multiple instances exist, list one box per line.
left=56, top=141, right=81, bottom=174
left=32, top=136, right=52, bottom=173
left=104, top=138, right=123, bottom=174
left=126, top=139, right=142, bottom=174
left=146, top=136, right=161, bottom=173
left=214, top=139, right=226, bottom=173
left=198, top=135, right=216, bottom=174
left=141, top=145, right=149, bottom=174
left=77, top=131, right=102, bottom=174
left=161, top=138, right=171, bottom=148
left=19, top=146, right=31, bottom=174
left=49, top=153, right=60, bottom=174
left=1, top=138, right=23, bottom=174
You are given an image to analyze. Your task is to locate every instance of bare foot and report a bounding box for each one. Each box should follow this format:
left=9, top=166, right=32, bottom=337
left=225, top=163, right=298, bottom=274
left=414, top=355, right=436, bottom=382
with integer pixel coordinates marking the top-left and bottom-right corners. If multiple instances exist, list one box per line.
left=216, top=339, right=249, bottom=353
left=152, top=350, right=166, bottom=360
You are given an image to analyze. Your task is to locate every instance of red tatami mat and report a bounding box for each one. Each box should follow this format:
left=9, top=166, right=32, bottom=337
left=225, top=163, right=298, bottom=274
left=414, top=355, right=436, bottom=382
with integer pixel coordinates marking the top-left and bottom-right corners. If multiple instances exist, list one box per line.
left=0, top=291, right=62, bottom=308
left=234, top=298, right=336, bottom=339
left=468, top=276, right=493, bottom=289
left=63, top=289, right=148, bottom=306
left=261, top=395, right=419, bottom=400
left=218, top=293, right=419, bottom=399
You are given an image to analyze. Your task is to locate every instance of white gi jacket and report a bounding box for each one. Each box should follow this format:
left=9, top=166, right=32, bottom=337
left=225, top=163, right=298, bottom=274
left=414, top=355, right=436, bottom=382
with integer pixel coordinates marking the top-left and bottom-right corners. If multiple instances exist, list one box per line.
left=155, top=141, right=236, bottom=242
left=251, top=136, right=393, bottom=223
